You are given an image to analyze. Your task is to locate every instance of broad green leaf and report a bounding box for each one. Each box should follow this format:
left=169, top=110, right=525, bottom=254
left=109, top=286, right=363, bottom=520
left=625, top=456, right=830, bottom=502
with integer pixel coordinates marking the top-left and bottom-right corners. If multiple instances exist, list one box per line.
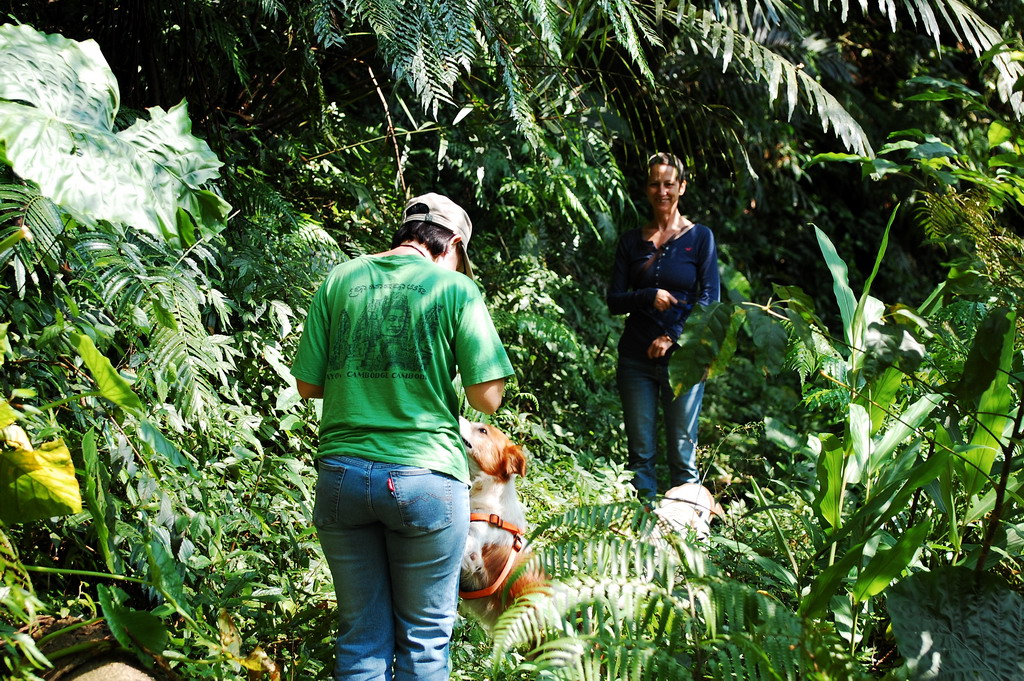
left=800, top=541, right=865, bottom=618
left=772, top=284, right=824, bottom=329
left=889, top=566, right=1024, bottom=680
left=961, top=308, right=1015, bottom=499
left=989, top=120, right=1013, bottom=148
left=846, top=403, right=870, bottom=485
left=0, top=436, right=82, bottom=523
left=98, top=584, right=169, bottom=654
left=0, top=322, right=9, bottom=365
left=81, top=428, right=116, bottom=573
left=966, top=465, right=1024, bottom=525
left=829, top=449, right=950, bottom=549
left=668, top=301, right=734, bottom=394
left=852, top=521, right=930, bottom=602
left=774, top=283, right=824, bottom=353
left=868, top=393, right=942, bottom=478
left=906, top=141, right=958, bottom=160
left=138, top=420, right=196, bottom=474
left=863, top=158, right=909, bottom=177
left=814, top=226, right=857, bottom=347
left=860, top=367, right=904, bottom=434
left=746, top=308, right=787, bottom=376
left=0, top=24, right=229, bottom=242
left=146, top=536, right=188, bottom=614
left=720, top=262, right=751, bottom=301
left=903, top=91, right=963, bottom=102
left=807, top=152, right=865, bottom=166
left=707, top=305, right=743, bottom=378
left=814, top=433, right=845, bottom=531
left=0, top=24, right=117, bottom=129
left=905, top=77, right=983, bottom=102
left=69, top=332, right=144, bottom=413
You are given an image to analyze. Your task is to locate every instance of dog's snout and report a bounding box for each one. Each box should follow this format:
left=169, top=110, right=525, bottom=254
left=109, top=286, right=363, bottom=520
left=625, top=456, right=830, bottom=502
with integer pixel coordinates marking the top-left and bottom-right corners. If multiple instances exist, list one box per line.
left=461, top=435, right=473, bottom=450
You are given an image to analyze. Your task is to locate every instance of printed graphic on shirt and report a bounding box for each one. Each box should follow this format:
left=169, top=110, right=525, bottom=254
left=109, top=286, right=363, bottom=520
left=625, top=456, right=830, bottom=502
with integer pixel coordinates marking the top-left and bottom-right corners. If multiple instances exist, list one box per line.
left=326, top=288, right=442, bottom=380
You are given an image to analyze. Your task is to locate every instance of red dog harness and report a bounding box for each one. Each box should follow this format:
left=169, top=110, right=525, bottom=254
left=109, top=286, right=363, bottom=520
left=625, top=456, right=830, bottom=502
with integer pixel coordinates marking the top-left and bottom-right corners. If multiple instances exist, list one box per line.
left=459, top=513, right=525, bottom=600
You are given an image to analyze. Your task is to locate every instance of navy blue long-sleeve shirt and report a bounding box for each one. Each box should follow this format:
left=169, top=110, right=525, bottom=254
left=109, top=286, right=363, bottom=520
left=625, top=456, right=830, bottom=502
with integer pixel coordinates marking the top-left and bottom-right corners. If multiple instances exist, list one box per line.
left=607, top=224, right=721, bottom=364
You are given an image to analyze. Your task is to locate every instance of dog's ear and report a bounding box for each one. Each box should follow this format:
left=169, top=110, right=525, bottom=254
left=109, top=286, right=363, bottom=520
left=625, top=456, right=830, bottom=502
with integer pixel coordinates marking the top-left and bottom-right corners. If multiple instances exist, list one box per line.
left=711, top=500, right=725, bottom=519
left=503, top=444, right=527, bottom=479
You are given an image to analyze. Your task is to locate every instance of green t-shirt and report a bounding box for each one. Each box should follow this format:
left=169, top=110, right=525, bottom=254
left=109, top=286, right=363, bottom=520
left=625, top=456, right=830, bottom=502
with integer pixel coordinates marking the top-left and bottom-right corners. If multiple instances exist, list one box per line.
left=290, top=253, right=514, bottom=482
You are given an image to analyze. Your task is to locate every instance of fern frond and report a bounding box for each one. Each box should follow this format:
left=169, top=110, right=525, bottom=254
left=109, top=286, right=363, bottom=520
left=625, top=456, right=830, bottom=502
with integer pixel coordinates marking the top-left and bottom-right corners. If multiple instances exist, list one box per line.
left=675, top=7, right=872, bottom=156
left=490, top=501, right=858, bottom=681
left=533, top=502, right=659, bottom=540
left=476, top=18, right=544, bottom=145
left=539, top=538, right=669, bottom=583
left=0, top=183, right=66, bottom=286
left=71, top=226, right=236, bottom=423
left=310, top=0, right=347, bottom=48
left=905, top=0, right=1024, bottom=115
left=597, top=0, right=660, bottom=84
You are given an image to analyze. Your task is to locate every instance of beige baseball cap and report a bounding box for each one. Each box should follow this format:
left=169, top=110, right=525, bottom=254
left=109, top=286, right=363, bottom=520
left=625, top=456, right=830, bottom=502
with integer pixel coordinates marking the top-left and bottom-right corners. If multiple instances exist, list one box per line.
left=403, top=192, right=474, bottom=278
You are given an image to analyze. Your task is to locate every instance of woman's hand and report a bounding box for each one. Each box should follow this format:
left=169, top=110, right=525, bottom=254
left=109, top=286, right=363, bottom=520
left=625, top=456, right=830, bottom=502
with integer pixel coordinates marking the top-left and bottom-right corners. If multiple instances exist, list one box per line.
left=647, top=335, right=674, bottom=359
left=653, top=289, right=678, bottom=311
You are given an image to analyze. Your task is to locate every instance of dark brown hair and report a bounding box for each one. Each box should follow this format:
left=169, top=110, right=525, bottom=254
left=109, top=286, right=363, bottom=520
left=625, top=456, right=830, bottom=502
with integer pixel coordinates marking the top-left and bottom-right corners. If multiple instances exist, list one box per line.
left=646, top=152, right=688, bottom=183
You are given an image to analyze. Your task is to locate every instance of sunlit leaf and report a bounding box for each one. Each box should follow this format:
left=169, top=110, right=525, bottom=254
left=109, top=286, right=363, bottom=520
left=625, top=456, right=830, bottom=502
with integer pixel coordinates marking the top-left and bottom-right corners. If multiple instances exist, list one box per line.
left=0, top=436, right=82, bottom=523
left=668, top=301, right=735, bottom=394
left=814, top=226, right=857, bottom=347
left=218, top=608, right=243, bottom=656
left=81, top=428, right=116, bottom=572
left=814, top=433, right=845, bottom=531
left=988, top=120, right=1013, bottom=148
left=69, top=331, right=144, bottom=413
left=853, top=521, right=930, bottom=601
left=959, top=308, right=1015, bottom=499
left=0, top=24, right=229, bottom=241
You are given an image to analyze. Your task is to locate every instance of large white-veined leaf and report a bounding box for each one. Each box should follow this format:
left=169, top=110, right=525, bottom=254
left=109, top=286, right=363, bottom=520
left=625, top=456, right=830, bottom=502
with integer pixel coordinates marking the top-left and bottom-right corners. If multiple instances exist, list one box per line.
left=0, top=23, right=229, bottom=243
left=889, top=566, right=1024, bottom=680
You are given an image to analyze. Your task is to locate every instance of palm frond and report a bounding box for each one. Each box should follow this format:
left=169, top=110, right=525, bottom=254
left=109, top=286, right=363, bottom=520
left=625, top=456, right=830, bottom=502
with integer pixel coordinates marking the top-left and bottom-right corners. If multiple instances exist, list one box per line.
left=675, top=6, right=872, bottom=156
left=902, top=0, right=1023, bottom=115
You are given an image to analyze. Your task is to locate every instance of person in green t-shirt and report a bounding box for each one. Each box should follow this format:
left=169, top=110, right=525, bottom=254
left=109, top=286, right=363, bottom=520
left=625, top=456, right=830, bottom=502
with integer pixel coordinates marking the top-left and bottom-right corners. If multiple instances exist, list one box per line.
left=291, top=192, right=514, bottom=681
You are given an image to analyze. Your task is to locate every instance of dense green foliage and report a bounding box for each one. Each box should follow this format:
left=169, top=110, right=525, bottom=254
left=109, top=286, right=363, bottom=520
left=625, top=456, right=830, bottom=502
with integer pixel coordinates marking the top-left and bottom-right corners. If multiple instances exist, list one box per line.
left=2, top=0, right=1023, bottom=679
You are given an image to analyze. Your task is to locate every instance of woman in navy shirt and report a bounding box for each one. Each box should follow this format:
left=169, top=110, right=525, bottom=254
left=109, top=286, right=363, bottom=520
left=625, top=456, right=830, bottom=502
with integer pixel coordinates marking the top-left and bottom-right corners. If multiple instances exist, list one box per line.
left=607, top=153, right=721, bottom=499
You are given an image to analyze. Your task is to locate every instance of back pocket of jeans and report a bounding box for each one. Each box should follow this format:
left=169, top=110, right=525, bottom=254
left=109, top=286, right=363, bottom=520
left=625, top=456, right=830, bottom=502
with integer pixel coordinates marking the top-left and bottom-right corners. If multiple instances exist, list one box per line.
left=391, top=469, right=453, bottom=533
left=313, top=459, right=347, bottom=528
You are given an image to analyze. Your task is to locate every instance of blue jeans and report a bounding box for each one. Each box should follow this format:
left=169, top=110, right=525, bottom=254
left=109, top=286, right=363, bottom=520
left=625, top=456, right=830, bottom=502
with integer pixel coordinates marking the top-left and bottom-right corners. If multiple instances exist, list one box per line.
left=314, top=455, right=470, bottom=681
left=616, top=355, right=705, bottom=498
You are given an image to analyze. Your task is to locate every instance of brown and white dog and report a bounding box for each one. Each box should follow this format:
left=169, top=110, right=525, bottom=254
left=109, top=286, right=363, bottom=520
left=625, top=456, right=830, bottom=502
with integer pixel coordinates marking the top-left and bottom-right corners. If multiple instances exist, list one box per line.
left=458, top=417, right=546, bottom=629
left=654, top=483, right=725, bottom=541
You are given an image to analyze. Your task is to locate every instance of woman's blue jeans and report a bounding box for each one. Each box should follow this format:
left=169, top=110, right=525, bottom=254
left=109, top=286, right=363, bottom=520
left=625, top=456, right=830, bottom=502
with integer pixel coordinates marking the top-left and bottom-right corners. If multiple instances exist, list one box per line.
left=314, top=455, right=470, bottom=681
left=616, top=355, right=705, bottom=498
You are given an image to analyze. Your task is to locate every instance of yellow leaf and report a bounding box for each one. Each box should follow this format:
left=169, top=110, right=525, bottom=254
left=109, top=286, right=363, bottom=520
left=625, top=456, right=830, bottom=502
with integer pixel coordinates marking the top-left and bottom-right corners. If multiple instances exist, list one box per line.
left=0, top=438, right=82, bottom=523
